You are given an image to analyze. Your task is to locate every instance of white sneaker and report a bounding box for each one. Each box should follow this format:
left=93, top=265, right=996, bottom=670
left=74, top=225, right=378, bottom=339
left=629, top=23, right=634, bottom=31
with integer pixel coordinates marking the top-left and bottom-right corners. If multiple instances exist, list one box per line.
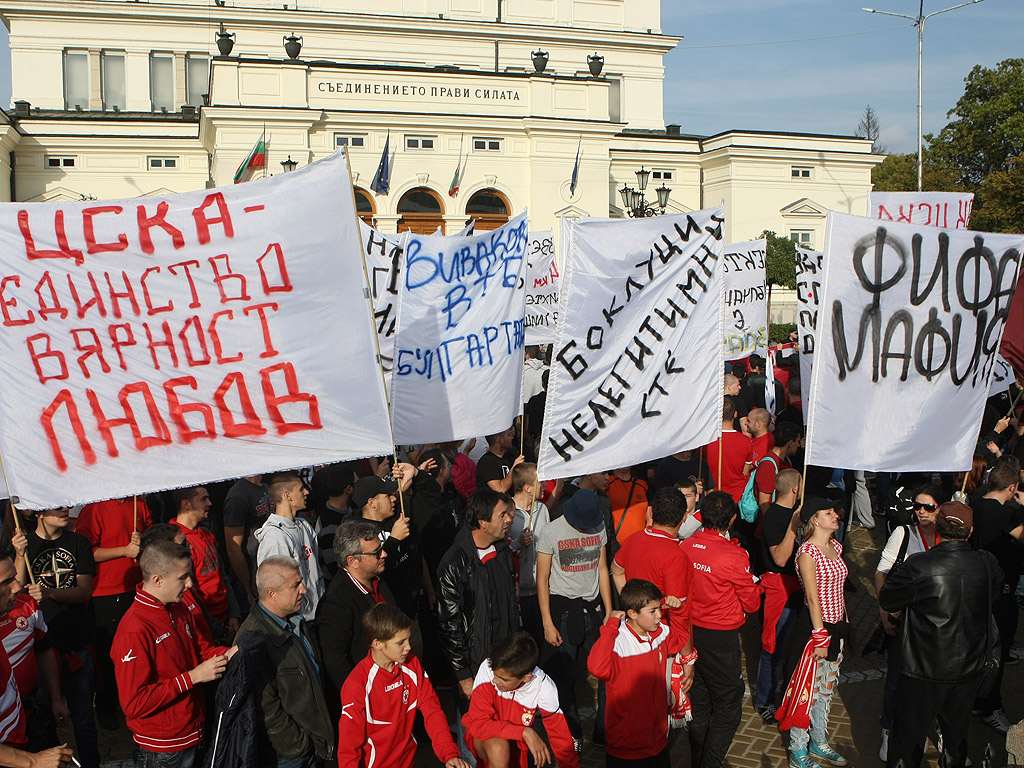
left=879, top=729, right=889, bottom=762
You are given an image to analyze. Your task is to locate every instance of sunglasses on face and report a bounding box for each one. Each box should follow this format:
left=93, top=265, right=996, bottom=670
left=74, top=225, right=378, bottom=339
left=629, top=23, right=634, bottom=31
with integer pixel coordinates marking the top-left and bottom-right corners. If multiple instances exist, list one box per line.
left=912, top=501, right=938, bottom=512
left=354, top=544, right=384, bottom=559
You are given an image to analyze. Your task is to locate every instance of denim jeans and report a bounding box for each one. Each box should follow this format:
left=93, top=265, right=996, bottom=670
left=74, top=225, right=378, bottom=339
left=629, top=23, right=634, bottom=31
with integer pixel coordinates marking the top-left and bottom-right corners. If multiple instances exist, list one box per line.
left=452, top=685, right=477, bottom=767
left=789, top=654, right=843, bottom=752
left=64, top=649, right=101, bottom=768
left=754, top=599, right=800, bottom=710
left=133, top=745, right=196, bottom=768
left=277, top=755, right=317, bottom=768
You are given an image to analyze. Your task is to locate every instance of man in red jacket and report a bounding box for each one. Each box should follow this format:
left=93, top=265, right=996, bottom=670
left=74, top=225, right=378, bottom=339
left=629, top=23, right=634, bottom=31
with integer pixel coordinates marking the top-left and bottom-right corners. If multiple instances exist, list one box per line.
left=680, top=492, right=762, bottom=768
left=111, top=539, right=233, bottom=767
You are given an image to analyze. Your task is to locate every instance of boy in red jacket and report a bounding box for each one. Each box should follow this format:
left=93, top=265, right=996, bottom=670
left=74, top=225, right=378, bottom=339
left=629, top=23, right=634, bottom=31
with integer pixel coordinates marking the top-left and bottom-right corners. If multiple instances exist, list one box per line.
left=463, top=632, right=579, bottom=768
left=338, top=604, right=467, bottom=768
left=588, top=579, right=688, bottom=768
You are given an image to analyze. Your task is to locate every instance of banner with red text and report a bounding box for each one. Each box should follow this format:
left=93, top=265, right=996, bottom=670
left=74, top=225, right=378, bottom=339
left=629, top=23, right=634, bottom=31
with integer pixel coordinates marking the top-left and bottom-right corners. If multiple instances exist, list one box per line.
left=390, top=213, right=529, bottom=443
left=805, top=212, right=1021, bottom=472
left=0, top=151, right=393, bottom=509
left=525, top=230, right=559, bottom=345
left=867, top=191, right=974, bottom=229
left=537, top=209, right=726, bottom=479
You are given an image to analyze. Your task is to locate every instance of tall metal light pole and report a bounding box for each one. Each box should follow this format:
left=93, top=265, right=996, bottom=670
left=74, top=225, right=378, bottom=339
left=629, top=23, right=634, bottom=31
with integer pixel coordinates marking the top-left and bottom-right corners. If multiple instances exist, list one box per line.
left=862, top=0, right=984, bottom=192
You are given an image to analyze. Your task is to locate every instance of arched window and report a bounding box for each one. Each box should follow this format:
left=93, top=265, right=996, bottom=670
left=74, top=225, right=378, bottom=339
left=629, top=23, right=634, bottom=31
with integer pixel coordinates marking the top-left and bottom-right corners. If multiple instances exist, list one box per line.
left=398, top=187, right=445, bottom=234
left=354, top=187, right=375, bottom=227
left=465, top=189, right=510, bottom=231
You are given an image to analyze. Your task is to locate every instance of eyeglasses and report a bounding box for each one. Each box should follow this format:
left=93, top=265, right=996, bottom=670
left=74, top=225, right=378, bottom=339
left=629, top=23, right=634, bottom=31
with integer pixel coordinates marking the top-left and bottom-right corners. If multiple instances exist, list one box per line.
left=353, top=544, right=384, bottom=559
left=912, top=501, right=938, bottom=512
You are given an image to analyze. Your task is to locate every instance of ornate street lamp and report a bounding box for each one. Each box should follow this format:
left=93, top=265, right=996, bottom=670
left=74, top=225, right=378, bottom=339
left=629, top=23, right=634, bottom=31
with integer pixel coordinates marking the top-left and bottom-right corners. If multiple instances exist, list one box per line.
left=280, top=155, right=297, bottom=173
left=618, top=166, right=670, bottom=217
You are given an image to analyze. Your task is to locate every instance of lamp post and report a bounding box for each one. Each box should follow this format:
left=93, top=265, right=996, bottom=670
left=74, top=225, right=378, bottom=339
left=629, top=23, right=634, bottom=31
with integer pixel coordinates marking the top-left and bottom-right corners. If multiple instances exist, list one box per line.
left=618, top=166, right=670, bottom=217
left=862, top=0, right=984, bottom=192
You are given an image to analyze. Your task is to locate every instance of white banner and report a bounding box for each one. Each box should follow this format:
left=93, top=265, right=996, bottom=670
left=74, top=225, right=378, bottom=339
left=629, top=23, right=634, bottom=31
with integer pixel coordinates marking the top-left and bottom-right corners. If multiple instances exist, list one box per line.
left=524, top=230, right=559, bottom=345
left=805, top=212, right=1022, bottom=472
left=537, top=209, right=727, bottom=479
left=722, top=239, right=767, bottom=359
left=390, top=213, right=529, bottom=443
left=795, top=246, right=824, bottom=418
left=867, top=191, right=974, bottom=229
left=359, top=222, right=408, bottom=385
left=0, top=151, right=394, bottom=509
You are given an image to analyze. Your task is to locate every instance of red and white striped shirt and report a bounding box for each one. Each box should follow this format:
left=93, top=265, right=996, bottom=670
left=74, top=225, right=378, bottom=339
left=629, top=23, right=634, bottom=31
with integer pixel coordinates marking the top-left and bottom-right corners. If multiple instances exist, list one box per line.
left=0, top=646, right=26, bottom=747
left=0, top=594, right=47, bottom=696
left=796, top=540, right=847, bottom=624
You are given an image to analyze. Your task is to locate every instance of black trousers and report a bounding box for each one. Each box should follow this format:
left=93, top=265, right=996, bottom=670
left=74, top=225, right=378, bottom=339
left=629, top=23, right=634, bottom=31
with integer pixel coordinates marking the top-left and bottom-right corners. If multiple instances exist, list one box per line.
left=92, top=591, right=134, bottom=714
left=607, top=746, right=670, bottom=768
left=688, top=625, right=743, bottom=768
left=974, top=593, right=1018, bottom=714
left=888, top=674, right=982, bottom=768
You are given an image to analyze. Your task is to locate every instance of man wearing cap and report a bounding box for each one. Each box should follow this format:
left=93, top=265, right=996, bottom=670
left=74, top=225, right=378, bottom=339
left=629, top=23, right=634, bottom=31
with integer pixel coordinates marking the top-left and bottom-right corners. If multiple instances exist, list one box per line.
left=353, top=468, right=430, bottom=629
left=879, top=502, right=1002, bottom=768
left=537, top=488, right=612, bottom=746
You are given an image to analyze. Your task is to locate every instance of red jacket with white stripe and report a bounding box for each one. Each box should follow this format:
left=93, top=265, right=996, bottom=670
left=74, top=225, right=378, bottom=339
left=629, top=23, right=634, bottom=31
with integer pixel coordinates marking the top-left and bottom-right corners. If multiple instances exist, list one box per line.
left=587, top=617, right=681, bottom=760
left=337, top=652, right=457, bottom=768
left=110, top=587, right=228, bottom=752
left=463, top=660, right=579, bottom=768
left=0, top=593, right=48, bottom=696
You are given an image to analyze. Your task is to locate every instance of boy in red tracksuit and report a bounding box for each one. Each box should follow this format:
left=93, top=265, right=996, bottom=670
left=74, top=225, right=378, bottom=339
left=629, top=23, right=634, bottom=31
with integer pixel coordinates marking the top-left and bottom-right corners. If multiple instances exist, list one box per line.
left=588, top=579, right=688, bottom=768
left=463, top=632, right=578, bottom=768
left=111, top=540, right=233, bottom=763
left=338, top=604, right=466, bottom=768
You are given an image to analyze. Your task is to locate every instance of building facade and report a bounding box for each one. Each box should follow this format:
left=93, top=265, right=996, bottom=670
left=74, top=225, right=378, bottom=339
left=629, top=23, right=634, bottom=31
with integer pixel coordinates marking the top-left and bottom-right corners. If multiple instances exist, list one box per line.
left=1, top=0, right=882, bottom=250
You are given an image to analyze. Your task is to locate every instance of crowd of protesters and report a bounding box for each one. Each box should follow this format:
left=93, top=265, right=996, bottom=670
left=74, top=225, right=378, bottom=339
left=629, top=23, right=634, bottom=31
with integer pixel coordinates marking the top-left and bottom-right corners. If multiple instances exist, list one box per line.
left=0, top=343, right=1021, bottom=768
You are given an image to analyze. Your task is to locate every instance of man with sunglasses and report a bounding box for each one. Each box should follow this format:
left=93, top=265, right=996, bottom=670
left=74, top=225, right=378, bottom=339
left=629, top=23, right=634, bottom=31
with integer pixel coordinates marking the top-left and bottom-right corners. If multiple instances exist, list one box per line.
left=315, top=519, right=395, bottom=722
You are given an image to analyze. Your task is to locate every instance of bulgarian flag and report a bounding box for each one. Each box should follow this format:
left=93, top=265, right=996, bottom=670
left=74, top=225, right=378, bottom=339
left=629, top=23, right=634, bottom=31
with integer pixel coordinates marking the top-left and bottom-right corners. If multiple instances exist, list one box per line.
left=448, top=135, right=464, bottom=197
left=233, top=132, right=266, bottom=184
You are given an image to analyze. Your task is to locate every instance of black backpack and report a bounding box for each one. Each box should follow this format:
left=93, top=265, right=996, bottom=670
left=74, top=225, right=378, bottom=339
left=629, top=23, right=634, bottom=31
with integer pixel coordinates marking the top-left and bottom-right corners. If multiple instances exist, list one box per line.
left=883, top=485, right=917, bottom=535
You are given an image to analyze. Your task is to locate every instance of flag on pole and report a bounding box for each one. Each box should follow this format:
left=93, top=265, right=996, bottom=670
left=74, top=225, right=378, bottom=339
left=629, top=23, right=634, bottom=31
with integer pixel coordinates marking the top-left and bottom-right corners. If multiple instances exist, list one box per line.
left=764, top=348, right=777, bottom=416
left=371, top=132, right=391, bottom=195
left=449, top=135, right=464, bottom=198
left=233, top=131, right=266, bottom=184
left=569, top=137, right=582, bottom=195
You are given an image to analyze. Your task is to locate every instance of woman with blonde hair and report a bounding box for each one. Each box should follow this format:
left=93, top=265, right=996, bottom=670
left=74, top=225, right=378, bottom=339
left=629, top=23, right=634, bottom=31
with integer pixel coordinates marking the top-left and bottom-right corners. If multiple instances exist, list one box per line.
left=778, top=497, right=849, bottom=768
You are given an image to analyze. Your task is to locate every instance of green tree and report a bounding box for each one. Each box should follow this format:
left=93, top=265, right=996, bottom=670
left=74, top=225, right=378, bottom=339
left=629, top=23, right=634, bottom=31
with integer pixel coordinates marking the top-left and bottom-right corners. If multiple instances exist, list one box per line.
left=870, top=151, right=958, bottom=192
left=760, top=230, right=796, bottom=289
left=929, top=58, right=1024, bottom=186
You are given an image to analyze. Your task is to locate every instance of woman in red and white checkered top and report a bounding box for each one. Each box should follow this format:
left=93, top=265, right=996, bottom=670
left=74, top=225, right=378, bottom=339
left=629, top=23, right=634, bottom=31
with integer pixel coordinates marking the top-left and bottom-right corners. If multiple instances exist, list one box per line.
left=786, top=497, right=849, bottom=768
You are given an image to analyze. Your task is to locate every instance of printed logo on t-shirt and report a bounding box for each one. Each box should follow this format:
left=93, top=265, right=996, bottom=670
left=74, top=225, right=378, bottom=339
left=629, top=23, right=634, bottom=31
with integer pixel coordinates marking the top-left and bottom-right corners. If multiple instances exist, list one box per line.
left=31, top=549, right=77, bottom=589
left=555, top=535, right=602, bottom=573
left=302, top=545, right=312, bottom=561
left=522, top=710, right=535, bottom=726
left=14, top=617, right=27, bottom=631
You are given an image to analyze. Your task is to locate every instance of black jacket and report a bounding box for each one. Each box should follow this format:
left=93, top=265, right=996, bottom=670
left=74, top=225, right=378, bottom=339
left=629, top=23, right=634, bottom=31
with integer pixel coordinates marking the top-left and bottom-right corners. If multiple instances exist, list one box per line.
left=436, top=526, right=518, bottom=680
left=237, top=605, right=335, bottom=765
left=203, top=631, right=264, bottom=768
left=315, top=571, right=396, bottom=719
left=879, top=540, right=1002, bottom=682
left=408, top=470, right=462, bottom=588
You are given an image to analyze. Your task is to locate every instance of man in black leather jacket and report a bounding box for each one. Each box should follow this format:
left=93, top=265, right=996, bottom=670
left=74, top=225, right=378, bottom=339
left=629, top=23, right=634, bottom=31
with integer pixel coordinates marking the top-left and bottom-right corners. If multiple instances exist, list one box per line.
left=436, top=489, right=518, bottom=763
left=879, top=502, right=1002, bottom=768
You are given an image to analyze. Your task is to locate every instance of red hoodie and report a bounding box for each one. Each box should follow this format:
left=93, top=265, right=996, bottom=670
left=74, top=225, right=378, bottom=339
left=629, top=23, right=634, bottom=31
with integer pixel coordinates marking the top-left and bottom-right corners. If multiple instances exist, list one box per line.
left=111, top=587, right=228, bottom=752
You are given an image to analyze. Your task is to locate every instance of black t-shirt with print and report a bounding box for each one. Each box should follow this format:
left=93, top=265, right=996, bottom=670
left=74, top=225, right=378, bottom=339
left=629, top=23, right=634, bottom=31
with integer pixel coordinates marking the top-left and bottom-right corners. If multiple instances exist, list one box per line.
left=26, top=530, right=96, bottom=651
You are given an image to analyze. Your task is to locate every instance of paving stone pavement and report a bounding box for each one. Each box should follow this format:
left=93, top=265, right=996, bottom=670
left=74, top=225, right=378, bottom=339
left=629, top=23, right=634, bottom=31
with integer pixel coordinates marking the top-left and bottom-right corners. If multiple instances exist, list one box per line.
left=84, top=522, right=1023, bottom=768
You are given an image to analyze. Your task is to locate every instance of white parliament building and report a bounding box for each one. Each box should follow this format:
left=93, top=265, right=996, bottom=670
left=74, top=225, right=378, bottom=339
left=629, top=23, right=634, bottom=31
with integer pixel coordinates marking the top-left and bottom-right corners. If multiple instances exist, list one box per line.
left=0, top=0, right=883, bottom=257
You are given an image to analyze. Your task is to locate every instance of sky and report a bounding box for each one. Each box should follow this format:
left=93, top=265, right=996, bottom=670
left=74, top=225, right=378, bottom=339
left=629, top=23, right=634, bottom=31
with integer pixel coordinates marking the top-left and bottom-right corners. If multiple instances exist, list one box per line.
left=662, top=0, right=1023, bottom=153
left=0, top=1, right=1019, bottom=155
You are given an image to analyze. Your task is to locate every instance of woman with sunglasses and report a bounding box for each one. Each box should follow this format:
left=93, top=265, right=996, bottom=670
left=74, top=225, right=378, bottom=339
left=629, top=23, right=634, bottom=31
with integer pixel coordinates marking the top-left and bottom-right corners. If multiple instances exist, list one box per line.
left=873, top=485, right=942, bottom=761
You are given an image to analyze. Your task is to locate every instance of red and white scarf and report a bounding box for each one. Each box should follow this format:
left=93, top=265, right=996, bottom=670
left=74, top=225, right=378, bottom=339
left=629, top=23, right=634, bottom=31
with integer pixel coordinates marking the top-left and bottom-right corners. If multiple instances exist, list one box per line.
left=777, top=628, right=829, bottom=731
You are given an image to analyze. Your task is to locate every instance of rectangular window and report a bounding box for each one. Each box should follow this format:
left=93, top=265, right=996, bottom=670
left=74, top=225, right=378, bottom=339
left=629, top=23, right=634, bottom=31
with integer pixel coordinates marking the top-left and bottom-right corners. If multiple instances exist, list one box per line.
left=789, top=230, right=813, bottom=248
left=64, top=50, right=89, bottom=110
left=47, top=157, right=76, bottom=168
left=101, top=52, right=126, bottom=111
left=791, top=166, right=812, bottom=179
left=148, top=157, right=178, bottom=169
left=334, top=134, right=366, bottom=149
left=651, top=170, right=674, bottom=181
left=405, top=136, right=436, bottom=150
left=472, top=137, right=502, bottom=151
left=185, top=56, right=209, bottom=108
left=150, top=53, right=175, bottom=112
